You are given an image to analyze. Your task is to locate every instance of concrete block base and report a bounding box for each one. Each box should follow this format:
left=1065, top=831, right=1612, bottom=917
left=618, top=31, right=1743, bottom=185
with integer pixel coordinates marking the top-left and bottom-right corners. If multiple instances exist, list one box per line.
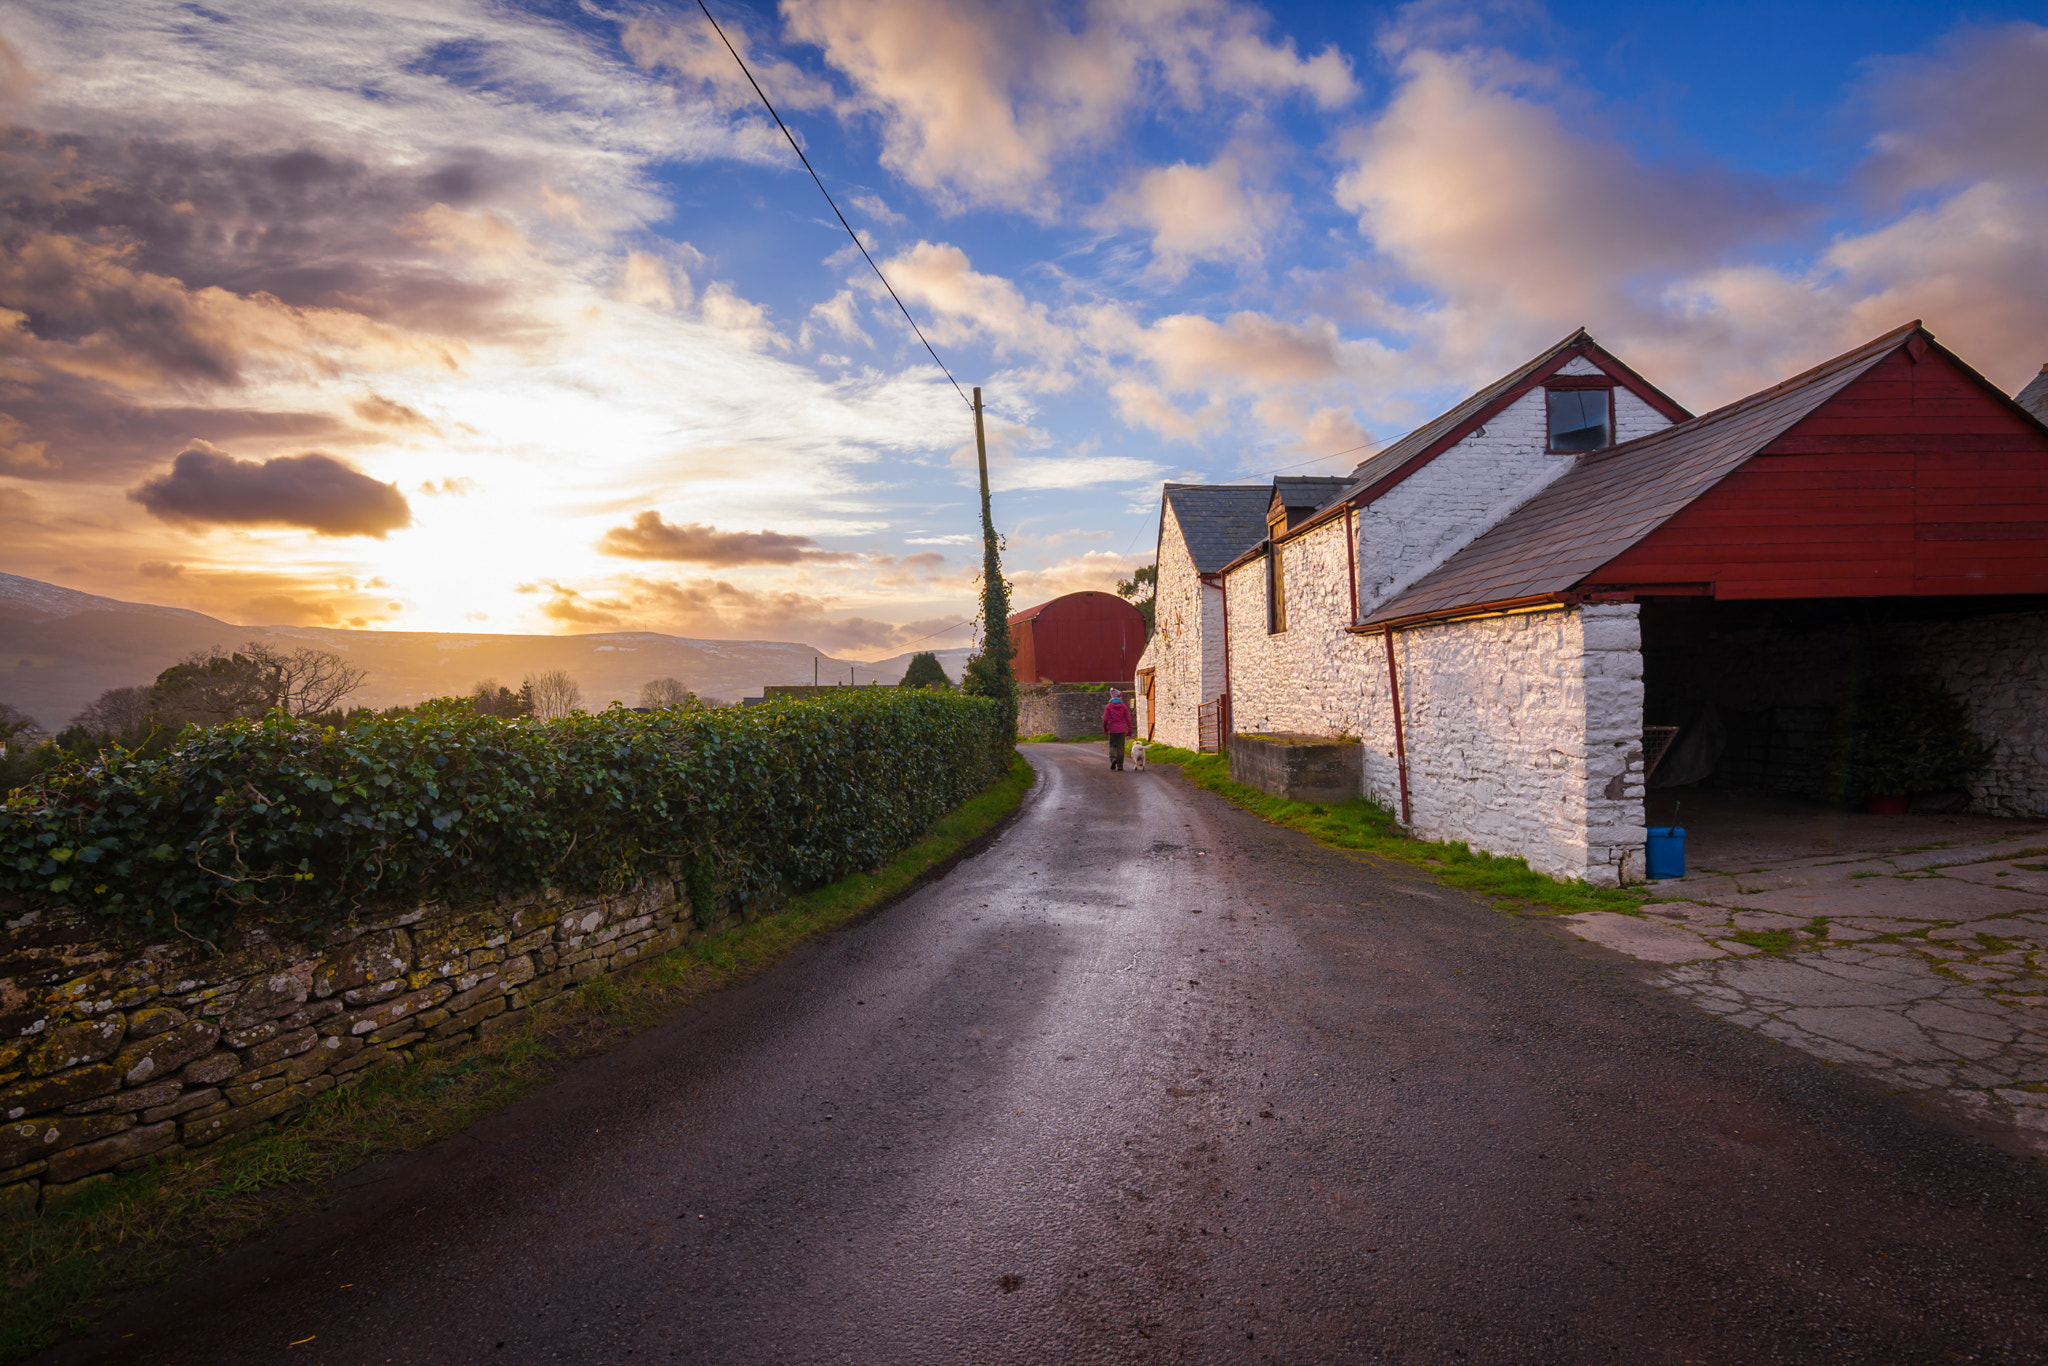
left=1228, top=734, right=1362, bottom=804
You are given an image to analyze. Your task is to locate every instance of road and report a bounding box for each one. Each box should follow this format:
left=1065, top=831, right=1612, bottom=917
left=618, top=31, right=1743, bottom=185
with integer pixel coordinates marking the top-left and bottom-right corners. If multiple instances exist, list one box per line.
left=62, top=744, right=2048, bottom=1364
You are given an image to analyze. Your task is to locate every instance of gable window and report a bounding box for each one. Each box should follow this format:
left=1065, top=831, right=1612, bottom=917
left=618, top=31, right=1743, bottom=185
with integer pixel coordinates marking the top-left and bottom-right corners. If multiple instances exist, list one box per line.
left=1267, top=541, right=1287, bottom=634
left=1547, top=384, right=1614, bottom=452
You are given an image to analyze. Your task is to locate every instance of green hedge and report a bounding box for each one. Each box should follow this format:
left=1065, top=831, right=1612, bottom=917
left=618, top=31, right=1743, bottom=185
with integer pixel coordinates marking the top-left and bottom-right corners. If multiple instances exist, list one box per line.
left=1, top=690, right=1011, bottom=941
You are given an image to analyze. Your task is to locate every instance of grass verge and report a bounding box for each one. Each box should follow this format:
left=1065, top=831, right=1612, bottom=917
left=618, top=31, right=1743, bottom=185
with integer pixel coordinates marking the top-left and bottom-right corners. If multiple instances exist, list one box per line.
left=0, top=754, right=1036, bottom=1364
left=1142, top=744, right=1644, bottom=916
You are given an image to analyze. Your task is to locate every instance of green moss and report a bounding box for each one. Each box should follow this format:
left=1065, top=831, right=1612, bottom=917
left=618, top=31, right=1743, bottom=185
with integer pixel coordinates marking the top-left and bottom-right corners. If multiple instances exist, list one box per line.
left=1142, top=747, right=1644, bottom=916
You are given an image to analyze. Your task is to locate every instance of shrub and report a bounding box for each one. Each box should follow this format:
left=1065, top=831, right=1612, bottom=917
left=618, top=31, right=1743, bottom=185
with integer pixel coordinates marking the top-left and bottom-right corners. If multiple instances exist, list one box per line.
left=1824, top=676, right=1992, bottom=798
left=0, top=690, right=1009, bottom=942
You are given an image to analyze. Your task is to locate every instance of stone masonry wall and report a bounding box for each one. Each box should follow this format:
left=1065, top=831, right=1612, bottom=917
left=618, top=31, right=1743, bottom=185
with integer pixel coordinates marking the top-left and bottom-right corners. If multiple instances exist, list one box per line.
left=1355, top=364, right=1673, bottom=620
left=1018, top=684, right=1134, bottom=739
left=1221, top=515, right=1376, bottom=742
left=1360, top=605, right=1647, bottom=886
left=1136, top=502, right=1224, bottom=749
left=1, top=878, right=712, bottom=1218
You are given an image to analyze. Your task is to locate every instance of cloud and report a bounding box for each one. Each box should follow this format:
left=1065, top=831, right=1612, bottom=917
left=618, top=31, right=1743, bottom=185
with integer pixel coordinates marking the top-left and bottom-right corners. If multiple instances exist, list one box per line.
left=1333, top=49, right=1801, bottom=353
left=1113, top=153, right=1287, bottom=279
left=128, top=442, right=413, bottom=538
left=783, top=0, right=1355, bottom=209
left=596, top=510, right=842, bottom=565
left=802, top=289, right=873, bottom=348
left=849, top=192, right=905, bottom=225
left=615, top=251, right=686, bottom=309
left=621, top=11, right=838, bottom=114
left=1006, top=550, right=1147, bottom=605
left=603, top=575, right=967, bottom=653
left=417, top=476, right=477, bottom=496
left=352, top=394, right=438, bottom=431
left=137, top=560, right=184, bottom=579
left=1858, top=22, right=2048, bottom=196
left=878, top=239, right=1076, bottom=374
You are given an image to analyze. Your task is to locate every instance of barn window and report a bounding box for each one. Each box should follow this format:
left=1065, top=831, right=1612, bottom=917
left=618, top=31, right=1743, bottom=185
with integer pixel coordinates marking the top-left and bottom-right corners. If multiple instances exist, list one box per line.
left=1547, top=386, right=1613, bottom=452
left=1267, top=541, right=1287, bottom=634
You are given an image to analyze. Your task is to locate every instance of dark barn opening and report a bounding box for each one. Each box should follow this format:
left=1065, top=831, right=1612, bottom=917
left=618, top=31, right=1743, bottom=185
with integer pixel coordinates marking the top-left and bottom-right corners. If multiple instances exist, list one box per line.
left=1640, top=594, right=2048, bottom=808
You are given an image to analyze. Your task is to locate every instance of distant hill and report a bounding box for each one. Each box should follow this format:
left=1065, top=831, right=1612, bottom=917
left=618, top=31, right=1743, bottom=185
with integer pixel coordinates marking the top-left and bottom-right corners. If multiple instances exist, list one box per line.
left=0, top=573, right=973, bottom=729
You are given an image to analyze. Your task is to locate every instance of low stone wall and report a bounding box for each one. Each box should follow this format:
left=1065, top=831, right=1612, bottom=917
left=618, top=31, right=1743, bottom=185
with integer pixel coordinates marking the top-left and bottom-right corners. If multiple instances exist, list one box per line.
left=1017, top=683, right=1132, bottom=739
left=1, top=879, right=717, bottom=1218
left=1227, top=734, right=1362, bottom=804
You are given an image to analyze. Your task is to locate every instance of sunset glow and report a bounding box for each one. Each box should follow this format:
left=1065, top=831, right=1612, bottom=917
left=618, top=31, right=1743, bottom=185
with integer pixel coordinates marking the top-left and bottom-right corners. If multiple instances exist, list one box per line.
left=3, top=0, right=2044, bottom=656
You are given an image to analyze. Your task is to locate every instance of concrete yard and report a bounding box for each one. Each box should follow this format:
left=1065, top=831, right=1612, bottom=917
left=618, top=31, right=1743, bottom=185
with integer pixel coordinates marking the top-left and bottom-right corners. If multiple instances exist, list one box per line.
left=1561, top=787, right=2048, bottom=1155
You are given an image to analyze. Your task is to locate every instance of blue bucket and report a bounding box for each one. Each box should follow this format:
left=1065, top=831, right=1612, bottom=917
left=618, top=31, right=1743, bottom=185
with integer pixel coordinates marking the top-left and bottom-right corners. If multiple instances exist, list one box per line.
left=1646, top=827, right=1686, bottom=880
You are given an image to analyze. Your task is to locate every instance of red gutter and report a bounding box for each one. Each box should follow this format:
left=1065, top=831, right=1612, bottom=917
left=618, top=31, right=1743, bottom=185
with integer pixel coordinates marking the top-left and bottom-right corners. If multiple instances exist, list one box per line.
left=1383, top=630, right=1411, bottom=826
left=1349, top=593, right=1576, bottom=636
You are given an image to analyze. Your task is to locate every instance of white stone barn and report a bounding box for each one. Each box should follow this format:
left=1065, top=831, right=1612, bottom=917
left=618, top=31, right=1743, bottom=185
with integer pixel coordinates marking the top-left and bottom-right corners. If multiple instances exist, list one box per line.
left=1134, top=323, right=2048, bottom=886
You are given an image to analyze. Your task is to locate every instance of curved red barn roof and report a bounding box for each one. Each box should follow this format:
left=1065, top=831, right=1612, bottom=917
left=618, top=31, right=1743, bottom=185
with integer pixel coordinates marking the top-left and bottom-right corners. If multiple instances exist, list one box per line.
left=1006, top=591, right=1147, bottom=683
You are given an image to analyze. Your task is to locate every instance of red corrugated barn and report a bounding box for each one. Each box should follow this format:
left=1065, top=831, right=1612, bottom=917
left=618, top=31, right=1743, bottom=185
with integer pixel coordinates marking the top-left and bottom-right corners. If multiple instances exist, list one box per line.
left=1008, top=592, right=1147, bottom=683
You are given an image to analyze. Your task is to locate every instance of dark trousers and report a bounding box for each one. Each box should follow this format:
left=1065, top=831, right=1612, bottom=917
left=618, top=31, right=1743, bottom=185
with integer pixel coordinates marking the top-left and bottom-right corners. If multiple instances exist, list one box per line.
left=1109, top=734, right=1126, bottom=770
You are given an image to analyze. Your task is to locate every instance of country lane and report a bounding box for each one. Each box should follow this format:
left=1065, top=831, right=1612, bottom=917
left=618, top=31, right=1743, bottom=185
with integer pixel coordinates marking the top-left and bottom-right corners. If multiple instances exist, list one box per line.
left=51, top=743, right=2048, bottom=1365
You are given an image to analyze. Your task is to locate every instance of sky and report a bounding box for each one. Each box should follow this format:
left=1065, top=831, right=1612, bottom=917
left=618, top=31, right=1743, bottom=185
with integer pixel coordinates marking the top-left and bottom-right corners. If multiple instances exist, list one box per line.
left=1, top=0, right=2045, bottom=657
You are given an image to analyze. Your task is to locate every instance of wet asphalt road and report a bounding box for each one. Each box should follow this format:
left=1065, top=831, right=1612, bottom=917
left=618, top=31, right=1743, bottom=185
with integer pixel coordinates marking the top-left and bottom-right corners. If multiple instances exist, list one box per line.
left=63, top=744, right=2048, bottom=1365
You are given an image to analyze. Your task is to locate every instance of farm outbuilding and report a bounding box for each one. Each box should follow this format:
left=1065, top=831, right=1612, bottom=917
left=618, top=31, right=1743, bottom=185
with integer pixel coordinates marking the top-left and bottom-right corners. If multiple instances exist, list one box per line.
left=1008, top=591, right=1148, bottom=684
left=1137, top=320, right=2048, bottom=886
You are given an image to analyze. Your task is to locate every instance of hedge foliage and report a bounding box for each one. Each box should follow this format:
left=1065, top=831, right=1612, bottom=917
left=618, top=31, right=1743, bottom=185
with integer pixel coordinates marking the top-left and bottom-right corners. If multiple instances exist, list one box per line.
left=1, top=690, right=1012, bottom=941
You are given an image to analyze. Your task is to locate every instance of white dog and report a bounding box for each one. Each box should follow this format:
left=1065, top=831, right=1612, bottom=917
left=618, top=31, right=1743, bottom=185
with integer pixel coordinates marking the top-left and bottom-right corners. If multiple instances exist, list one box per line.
left=1130, top=740, right=1147, bottom=771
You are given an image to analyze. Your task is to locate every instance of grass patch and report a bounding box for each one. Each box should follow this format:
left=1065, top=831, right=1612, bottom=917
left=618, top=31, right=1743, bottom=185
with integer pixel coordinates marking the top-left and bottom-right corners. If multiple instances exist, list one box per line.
left=0, top=754, right=1036, bottom=1364
left=1728, top=928, right=1797, bottom=953
left=1141, top=745, right=1643, bottom=916
left=1019, top=733, right=1110, bottom=744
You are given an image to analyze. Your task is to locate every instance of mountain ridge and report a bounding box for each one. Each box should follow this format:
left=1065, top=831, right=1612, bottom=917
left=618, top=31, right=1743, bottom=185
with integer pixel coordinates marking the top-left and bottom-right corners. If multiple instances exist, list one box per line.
left=0, top=573, right=972, bottom=729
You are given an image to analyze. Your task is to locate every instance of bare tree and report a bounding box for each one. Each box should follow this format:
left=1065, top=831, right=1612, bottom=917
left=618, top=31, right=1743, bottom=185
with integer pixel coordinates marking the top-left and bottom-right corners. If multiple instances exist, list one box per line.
left=248, top=643, right=367, bottom=715
left=524, top=669, right=583, bottom=721
left=638, top=677, right=702, bottom=710
left=149, top=641, right=367, bottom=724
left=71, top=685, right=153, bottom=736
left=0, top=700, right=41, bottom=752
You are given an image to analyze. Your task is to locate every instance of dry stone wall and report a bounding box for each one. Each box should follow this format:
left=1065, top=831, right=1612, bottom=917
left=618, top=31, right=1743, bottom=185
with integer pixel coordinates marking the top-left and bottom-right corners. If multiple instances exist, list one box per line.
left=1, top=879, right=708, bottom=1218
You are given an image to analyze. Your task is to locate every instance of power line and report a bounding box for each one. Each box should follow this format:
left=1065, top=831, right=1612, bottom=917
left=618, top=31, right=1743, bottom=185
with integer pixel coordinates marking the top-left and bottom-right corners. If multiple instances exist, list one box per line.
left=695, top=0, right=972, bottom=411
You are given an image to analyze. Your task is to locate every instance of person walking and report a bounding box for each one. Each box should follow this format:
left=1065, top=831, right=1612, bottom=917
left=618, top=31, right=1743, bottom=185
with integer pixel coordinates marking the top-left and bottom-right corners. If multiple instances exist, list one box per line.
left=1102, top=688, right=1134, bottom=771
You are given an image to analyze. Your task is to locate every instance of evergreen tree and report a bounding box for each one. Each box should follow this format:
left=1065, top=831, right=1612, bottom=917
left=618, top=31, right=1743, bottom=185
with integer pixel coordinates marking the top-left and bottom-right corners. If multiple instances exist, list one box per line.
left=1116, top=563, right=1156, bottom=634
left=899, top=652, right=949, bottom=690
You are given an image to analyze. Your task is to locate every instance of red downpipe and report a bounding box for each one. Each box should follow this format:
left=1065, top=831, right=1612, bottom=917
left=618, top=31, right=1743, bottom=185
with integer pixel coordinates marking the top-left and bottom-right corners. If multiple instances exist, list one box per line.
left=1344, top=500, right=1358, bottom=625
left=1383, top=628, right=1411, bottom=825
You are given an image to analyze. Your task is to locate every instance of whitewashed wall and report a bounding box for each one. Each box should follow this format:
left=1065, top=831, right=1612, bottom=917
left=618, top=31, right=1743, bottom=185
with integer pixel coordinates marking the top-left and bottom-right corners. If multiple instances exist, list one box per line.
left=1135, top=502, right=1226, bottom=749
left=1220, top=516, right=1376, bottom=738
left=1360, top=604, right=1647, bottom=886
left=1356, top=362, right=1674, bottom=619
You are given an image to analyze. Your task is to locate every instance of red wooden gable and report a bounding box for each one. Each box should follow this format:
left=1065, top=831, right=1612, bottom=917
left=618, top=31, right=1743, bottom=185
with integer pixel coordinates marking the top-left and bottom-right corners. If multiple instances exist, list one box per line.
left=1582, top=342, right=2048, bottom=599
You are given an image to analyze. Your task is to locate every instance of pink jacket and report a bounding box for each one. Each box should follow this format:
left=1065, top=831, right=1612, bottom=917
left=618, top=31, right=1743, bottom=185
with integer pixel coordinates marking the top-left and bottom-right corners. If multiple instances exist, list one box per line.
left=1102, top=700, right=1133, bottom=735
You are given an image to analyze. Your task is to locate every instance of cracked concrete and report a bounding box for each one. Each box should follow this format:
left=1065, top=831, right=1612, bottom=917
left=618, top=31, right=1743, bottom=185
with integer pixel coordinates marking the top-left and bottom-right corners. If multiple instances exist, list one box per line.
left=1558, top=814, right=2048, bottom=1155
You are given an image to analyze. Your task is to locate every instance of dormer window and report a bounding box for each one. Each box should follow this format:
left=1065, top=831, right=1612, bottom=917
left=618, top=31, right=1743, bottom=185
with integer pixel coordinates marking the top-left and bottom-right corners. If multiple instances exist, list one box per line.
left=1547, top=380, right=1615, bottom=452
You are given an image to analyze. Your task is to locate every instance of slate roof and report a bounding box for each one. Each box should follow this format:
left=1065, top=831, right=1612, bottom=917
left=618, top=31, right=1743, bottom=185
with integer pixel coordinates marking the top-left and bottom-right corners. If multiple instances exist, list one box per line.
left=2019, top=365, right=2048, bottom=423
left=1161, top=484, right=1275, bottom=574
left=1272, top=475, right=1352, bottom=514
left=1358, top=321, right=1924, bottom=627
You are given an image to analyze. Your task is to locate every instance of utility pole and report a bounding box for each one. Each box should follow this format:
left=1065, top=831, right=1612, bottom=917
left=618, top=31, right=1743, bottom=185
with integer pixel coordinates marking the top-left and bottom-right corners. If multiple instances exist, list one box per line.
left=962, top=386, right=1015, bottom=735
